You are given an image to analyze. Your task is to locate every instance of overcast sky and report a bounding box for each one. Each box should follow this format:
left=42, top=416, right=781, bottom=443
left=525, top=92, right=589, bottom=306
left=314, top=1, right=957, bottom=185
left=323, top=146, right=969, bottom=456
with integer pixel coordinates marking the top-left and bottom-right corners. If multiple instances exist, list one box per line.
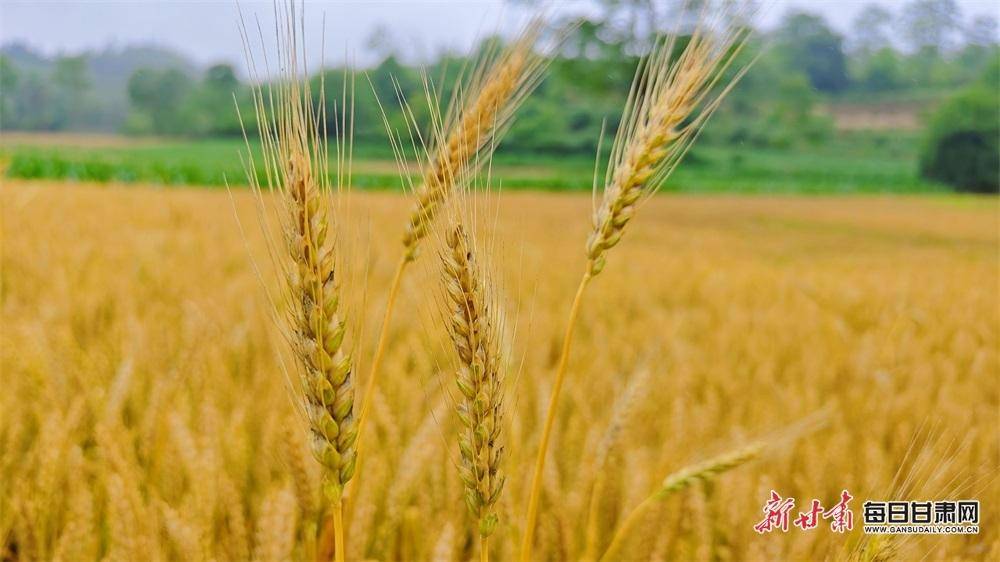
left=2, top=0, right=998, bottom=68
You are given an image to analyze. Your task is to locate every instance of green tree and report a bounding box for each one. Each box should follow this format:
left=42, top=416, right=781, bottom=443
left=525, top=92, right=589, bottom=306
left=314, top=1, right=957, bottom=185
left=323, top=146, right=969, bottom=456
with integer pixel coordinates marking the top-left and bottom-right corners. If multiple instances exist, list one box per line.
left=0, top=55, right=18, bottom=128
left=858, top=48, right=904, bottom=91
left=777, top=11, right=850, bottom=93
left=16, top=73, right=56, bottom=130
left=204, top=64, right=238, bottom=92
left=127, top=67, right=194, bottom=134
left=196, top=64, right=242, bottom=136
left=920, top=63, right=999, bottom=192
left=955, top=15, right=998, bottom=81
left=50, top=55, right=91, bottom=128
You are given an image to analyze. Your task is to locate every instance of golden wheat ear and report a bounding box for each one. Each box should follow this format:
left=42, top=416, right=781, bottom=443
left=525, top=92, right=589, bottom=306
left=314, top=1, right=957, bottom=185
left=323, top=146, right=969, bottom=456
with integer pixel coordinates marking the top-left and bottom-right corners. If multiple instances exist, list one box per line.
left=442, top=223, right=507, bottom=540
left=521, top=5, right=755, bottom=559
left=587, top=7, right=753, bottom=276
left=400, top=18, right=546, bottom=262
left=423, top=127, right=513, bottom=562
left=355, top=16, right=550, bottom=458
left=236, top=2, right=356, bottom=561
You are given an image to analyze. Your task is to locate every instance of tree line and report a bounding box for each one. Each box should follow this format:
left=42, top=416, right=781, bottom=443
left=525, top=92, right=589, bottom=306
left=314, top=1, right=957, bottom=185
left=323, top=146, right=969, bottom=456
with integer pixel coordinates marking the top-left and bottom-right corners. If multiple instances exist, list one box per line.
left=0, top=1, right=996, bottom=190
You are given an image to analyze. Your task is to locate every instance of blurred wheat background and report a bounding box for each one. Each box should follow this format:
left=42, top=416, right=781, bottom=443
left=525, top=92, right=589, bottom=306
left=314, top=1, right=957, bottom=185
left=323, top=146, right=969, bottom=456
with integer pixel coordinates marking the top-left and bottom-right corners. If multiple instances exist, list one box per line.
left=2, top=180, right=996, bottom=561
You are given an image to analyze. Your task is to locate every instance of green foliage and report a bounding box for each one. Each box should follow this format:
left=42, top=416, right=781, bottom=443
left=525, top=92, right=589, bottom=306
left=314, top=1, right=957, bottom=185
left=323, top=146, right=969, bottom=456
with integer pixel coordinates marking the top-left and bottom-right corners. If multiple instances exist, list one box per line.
left=126, top=68, right=195, bottom=134
left=1, top=2, right=996, bottom=195
left=920, top=72, right=999, bottom=193
left=777, top=11, right=850, bottom=93
left=0, top=133, right=943, bottom=194
left=854, top=48, right=904, bottom=92
left=0, top=55, right=17, bottom=126
left=50, top=56, right=92, bottom=129
left=708, top=49, right=833, bottom=150
left=124, top=64, right=250, bottom=137
left=1, top=43, right=196, bottom=131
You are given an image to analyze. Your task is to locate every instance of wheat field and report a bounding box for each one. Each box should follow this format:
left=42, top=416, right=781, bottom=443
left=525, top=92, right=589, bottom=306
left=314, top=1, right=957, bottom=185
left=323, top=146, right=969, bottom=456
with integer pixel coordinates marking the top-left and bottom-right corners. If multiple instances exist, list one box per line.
left=1, top=180, right=997, bottom=561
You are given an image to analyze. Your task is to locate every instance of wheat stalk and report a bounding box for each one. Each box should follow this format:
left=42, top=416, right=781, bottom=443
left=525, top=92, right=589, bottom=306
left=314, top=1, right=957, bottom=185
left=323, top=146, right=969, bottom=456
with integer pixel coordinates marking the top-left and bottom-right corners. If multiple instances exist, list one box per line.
left=599, top=442, right=763, bottom=562
left=441, top=224, right=506, bottom=562
left=356, top=20, right=546, bottom=452
left=520, top=8, right=753, bottom=559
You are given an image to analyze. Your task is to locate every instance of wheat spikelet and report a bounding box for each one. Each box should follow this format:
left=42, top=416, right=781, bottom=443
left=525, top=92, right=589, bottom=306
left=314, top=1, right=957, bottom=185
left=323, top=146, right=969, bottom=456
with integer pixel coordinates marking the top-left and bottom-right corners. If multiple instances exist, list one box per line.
left=654, top=442, right=762, bottom=499
left=595, top=367, right=652, bottom=470
left=521, top=10, right=754, bottom=559
left=854, top=536, right=900, bottom=562
left=442, top=224, right=506, bottom=541
left=238, top=4, right=356, bottom=560
left=374, top=398, right=446, bottom=558
left=284, top=146, right=357, bottom=498
left=586, top=8, right=752, bottom=276
left=105, top=473, right=138, bottom=562
left=385, top=398, right=447, bottom=512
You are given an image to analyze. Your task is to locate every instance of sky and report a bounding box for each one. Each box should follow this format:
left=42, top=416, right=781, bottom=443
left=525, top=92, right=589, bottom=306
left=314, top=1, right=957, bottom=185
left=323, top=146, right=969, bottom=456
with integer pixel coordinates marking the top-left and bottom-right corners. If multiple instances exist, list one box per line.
left=2, top=0, right=998, bottom=68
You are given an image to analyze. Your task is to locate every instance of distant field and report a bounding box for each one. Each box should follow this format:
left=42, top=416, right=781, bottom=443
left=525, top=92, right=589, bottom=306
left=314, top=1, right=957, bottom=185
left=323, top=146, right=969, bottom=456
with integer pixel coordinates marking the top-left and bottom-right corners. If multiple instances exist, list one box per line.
left=1, top=132, right=945, bottom=193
